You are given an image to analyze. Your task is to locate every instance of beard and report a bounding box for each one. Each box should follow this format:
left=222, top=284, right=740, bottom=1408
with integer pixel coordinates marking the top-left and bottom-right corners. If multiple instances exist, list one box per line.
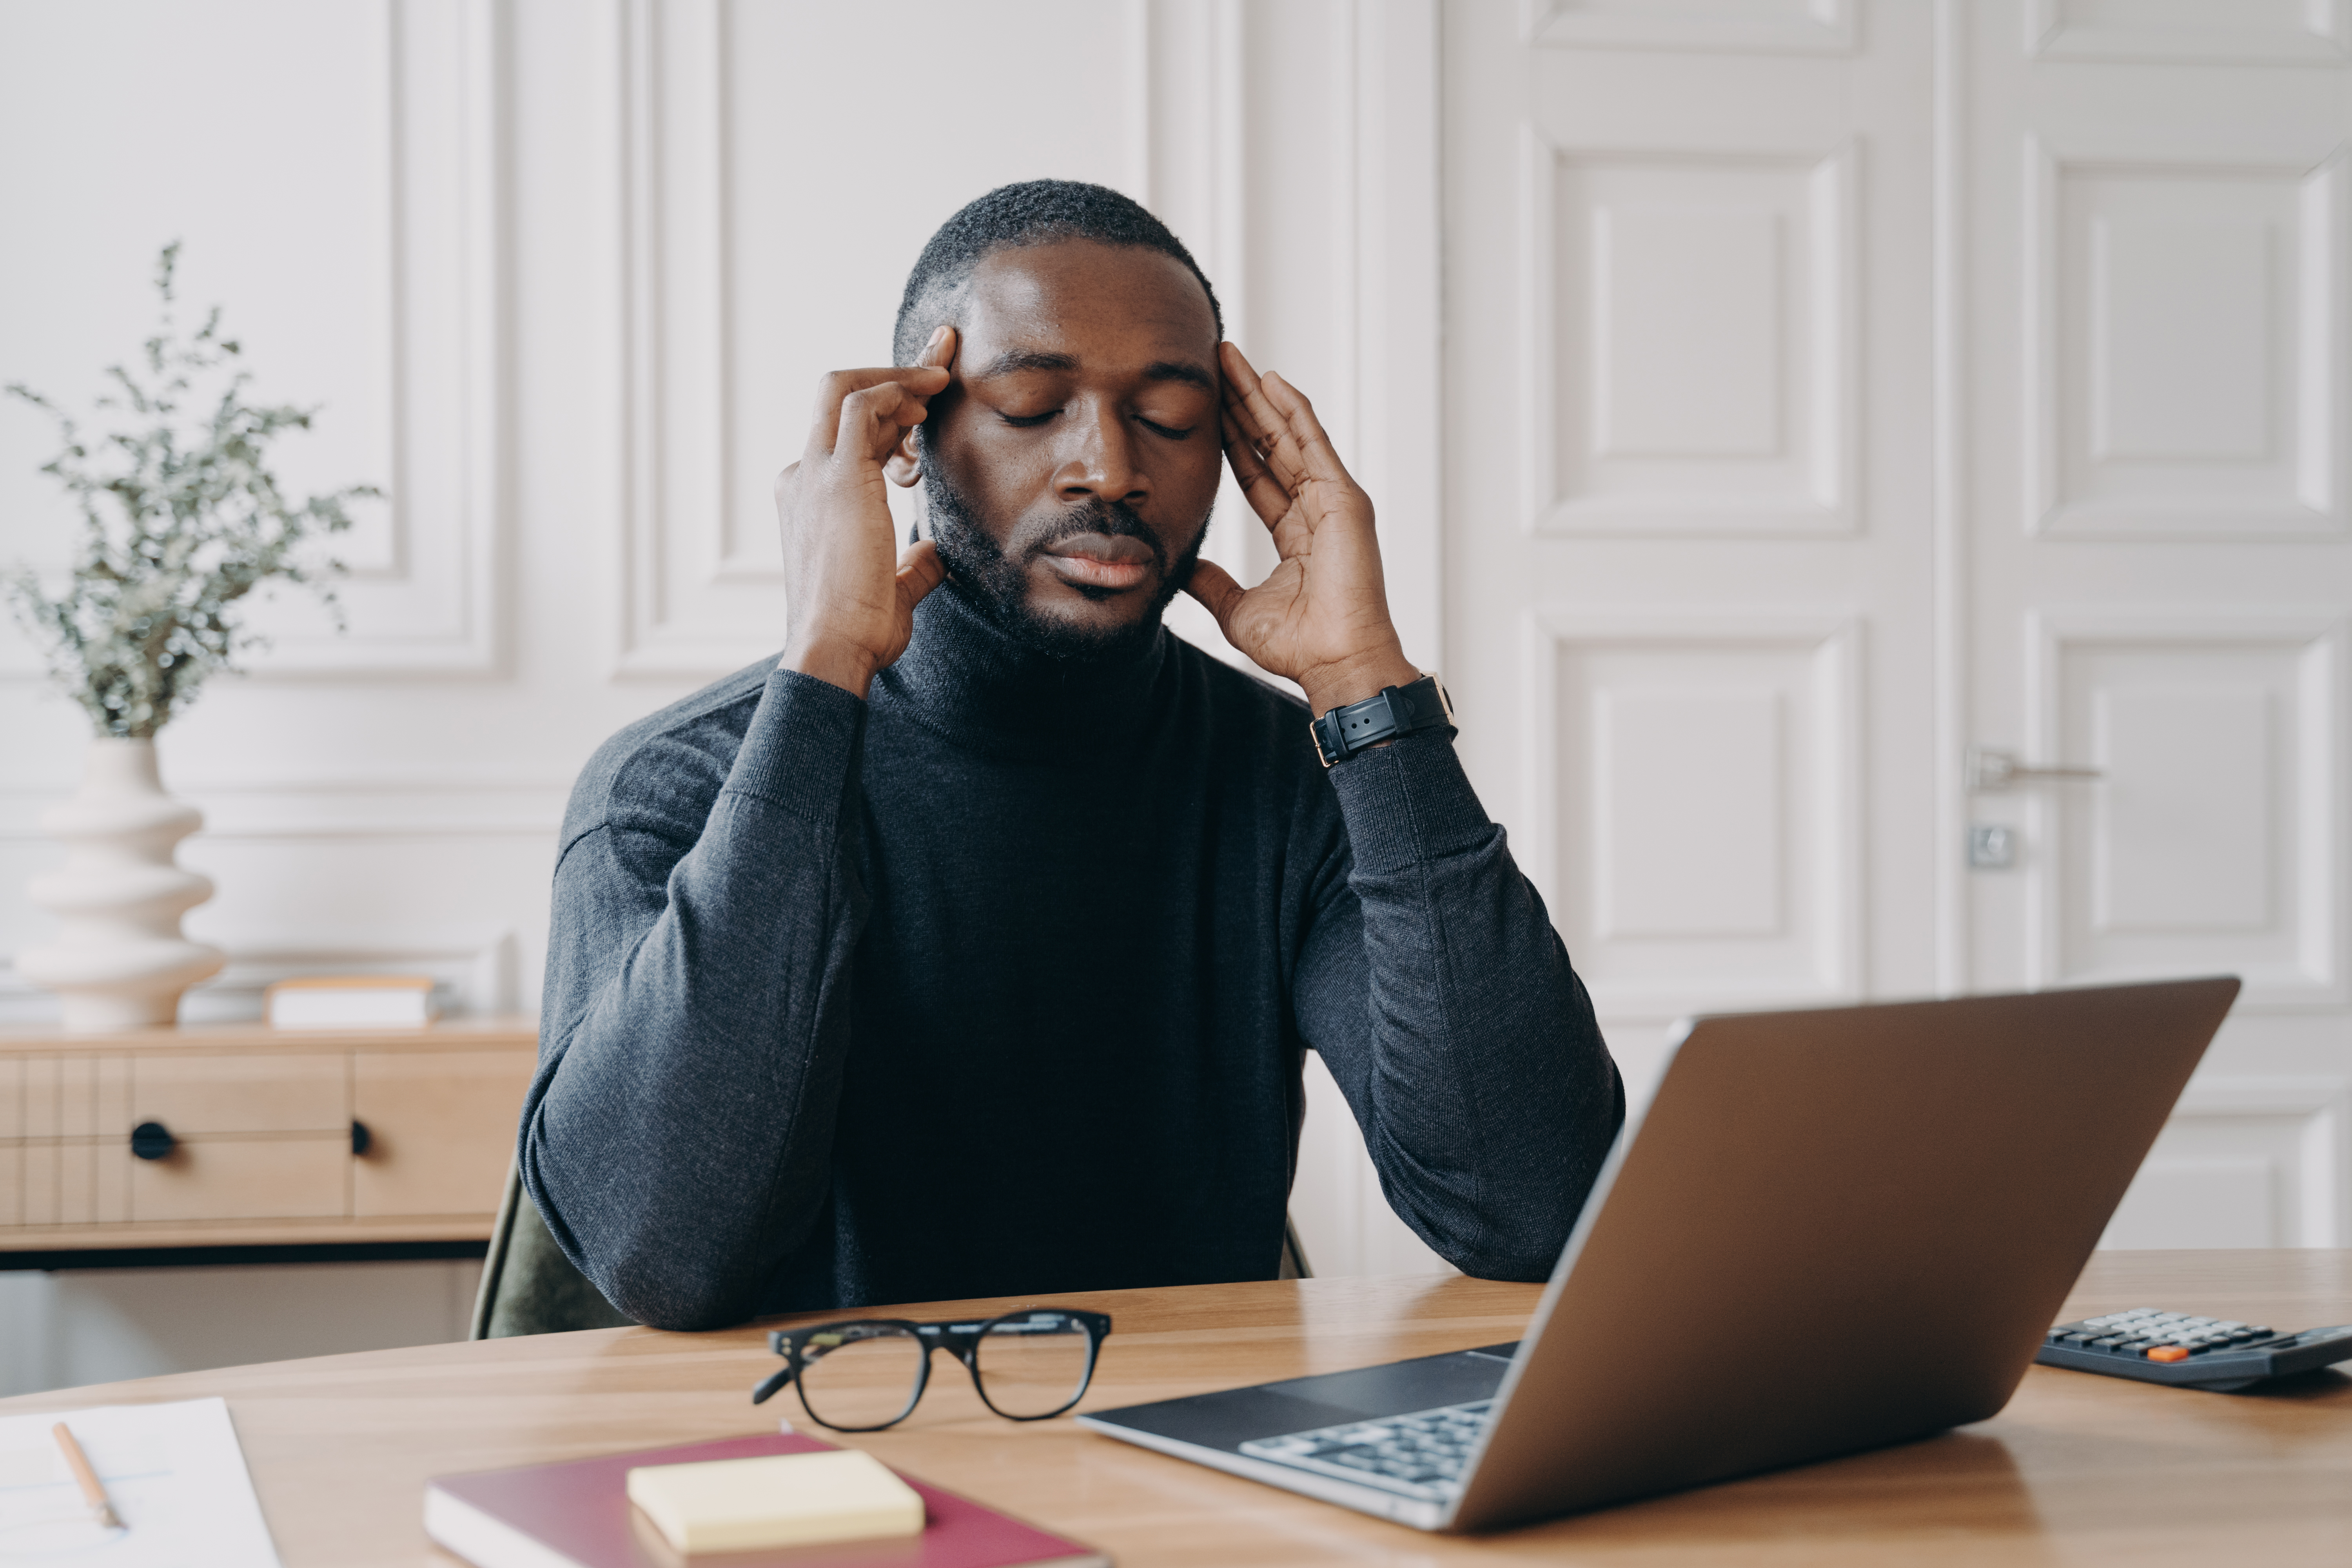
left=920, top=452, right=1210, bottom=662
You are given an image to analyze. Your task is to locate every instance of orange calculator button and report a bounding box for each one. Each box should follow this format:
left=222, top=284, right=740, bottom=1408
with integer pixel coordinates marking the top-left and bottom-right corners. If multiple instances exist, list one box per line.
left=2146, top=1346, right=2190, bottom=1363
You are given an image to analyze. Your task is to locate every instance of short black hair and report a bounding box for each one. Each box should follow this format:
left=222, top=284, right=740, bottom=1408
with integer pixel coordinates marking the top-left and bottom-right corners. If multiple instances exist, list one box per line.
left=891, top=180, right=1222, bottom=365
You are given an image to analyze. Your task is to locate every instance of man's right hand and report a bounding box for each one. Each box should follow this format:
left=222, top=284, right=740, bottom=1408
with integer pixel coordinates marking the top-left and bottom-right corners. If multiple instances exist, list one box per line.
left=773, top=326, right=958, bottom=697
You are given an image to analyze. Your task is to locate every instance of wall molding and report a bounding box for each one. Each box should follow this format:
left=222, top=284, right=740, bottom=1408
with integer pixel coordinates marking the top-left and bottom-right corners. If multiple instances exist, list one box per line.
left=2139, top=1074, right=2351, bottom=1247
left=0, top=781, right=566, bottom=843
left=253, top=0, right=505, bottom=675
left=2025, top=0, right=2351, bottom=66
left=1522, top=0, right=1855, bottom=55
left=0, top=931, right=524, bottom=1026
left=1517, top=129, right=1861, bottom=538
left=1932, top=0, right=1971, bottom=995
left=0, top=0, right=508, bottom=681
left=2023, top=607, right=2349, bottom=1011
left=611, top=0, right=737, bottom=678
left=1522, top=607, right=1866, bottom=1022
left=2020, top=136, right=2348, bottom=541
left=608, top=0, right=1181, bottom=678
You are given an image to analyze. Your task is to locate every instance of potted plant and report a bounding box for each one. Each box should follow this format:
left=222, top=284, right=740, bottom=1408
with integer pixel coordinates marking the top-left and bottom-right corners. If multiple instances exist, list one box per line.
left=6, top=244, right=377, bottom=1030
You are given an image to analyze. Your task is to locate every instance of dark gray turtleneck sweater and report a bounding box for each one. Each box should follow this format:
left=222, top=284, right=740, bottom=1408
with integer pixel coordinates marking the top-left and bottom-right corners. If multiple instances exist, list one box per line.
left=522, top=584, right=1622, bottom=1330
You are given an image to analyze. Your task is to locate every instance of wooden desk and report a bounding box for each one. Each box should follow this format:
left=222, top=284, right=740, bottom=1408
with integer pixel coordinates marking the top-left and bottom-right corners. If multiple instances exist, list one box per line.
left=0, top=1018, right=535, bottom=1256
left=0, top=1250, right=2345, bottom=1565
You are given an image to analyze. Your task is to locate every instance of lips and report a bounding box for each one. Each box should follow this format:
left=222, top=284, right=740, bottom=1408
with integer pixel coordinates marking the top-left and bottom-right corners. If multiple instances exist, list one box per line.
left=1039, top=532, right=1156, bottom=591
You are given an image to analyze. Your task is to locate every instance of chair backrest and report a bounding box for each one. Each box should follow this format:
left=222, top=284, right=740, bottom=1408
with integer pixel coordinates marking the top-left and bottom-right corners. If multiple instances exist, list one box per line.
left=471, top=1165, right=1314, bottom=1339
left=1279, top=1217, right=1312, bottom=1281
left=470, top=1163, right=636, bottom=1339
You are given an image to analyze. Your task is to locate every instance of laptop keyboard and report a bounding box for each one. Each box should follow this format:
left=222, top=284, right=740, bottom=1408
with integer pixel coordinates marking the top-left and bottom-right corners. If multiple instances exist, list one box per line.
left=1239, top=1400, right=1494, bottom=1502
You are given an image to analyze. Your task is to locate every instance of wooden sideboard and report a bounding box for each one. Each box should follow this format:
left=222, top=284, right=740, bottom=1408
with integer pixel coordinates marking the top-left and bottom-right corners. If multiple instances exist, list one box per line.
left=0, top=1017, right=537, bottom=1256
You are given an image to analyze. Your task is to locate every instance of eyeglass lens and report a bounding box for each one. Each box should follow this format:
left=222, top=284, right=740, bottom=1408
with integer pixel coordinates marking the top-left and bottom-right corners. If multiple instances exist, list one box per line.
left=973, top=1312, right=1095, bottom=1419
left=795, top=1323, right=924, bottom=1430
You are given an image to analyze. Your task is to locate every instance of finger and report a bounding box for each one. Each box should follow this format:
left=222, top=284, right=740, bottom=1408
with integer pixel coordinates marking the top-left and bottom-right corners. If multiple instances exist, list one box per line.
left=1221, top=408, right=1290, bottom=530
left=805, top=365, right=951, bottom=459
left=1219, top=341, right=1263, bottom=404
left=895, top=538, right=946, bottom=610
left=916, top=323, right=958, bottom=373
left=1182, top=557, right=1247, bottom=637
left=1218, top=343, right=1277, bottom=448
left=835, top=381, right=930, bottom=467
left=1258, top=371, right=1356, bottom=488
left=1222, top=354, right=1311, bottom=495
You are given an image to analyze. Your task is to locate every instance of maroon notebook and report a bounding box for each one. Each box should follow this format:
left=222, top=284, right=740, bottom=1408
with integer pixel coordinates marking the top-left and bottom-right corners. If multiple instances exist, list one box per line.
left=425, top=1432, right=1108, bottom=1568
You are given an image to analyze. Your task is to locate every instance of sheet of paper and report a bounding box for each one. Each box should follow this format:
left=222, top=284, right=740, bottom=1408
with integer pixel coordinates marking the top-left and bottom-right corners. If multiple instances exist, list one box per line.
left=0, top=1397, right=279, bottom=1566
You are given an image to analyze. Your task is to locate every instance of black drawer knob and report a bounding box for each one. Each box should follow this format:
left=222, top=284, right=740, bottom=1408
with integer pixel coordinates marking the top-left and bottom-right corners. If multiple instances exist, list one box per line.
left=350, top=1120, right=372, bottom=1157
left=129, top=1121, right=176, bottom=1161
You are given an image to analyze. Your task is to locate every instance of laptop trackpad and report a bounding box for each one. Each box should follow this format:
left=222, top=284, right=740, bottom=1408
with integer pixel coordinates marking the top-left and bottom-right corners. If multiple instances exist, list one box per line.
left=1258, top=1351, right=1514, bottom=1420
left=1099, top=1349, right=1515, bottom=1453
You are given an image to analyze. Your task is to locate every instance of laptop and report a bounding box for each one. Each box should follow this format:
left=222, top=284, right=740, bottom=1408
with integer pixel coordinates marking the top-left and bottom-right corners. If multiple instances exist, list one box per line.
left=1078, top=976, right=2241, bottom=1532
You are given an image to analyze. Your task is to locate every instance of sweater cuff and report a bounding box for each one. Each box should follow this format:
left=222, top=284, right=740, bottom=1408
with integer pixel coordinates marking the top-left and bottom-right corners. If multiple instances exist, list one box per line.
left=1324, top=730, right=1495, bottom=875
left=722, top=667, right=866, bottom=820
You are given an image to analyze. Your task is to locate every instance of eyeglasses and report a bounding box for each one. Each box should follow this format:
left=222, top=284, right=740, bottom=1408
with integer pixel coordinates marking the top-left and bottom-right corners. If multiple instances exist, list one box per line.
left=749, top=1308, right=1112, bottom=1431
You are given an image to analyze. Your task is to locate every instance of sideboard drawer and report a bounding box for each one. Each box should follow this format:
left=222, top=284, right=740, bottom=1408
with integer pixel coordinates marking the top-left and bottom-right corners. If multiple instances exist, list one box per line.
left=129, top=1137, right=350, bottom=1222
left=0, top=1019, right=538, bottom=1250
left=132, top=1055, right=348, bottom=1133
left=352, top=1050, right=535, bottom=1217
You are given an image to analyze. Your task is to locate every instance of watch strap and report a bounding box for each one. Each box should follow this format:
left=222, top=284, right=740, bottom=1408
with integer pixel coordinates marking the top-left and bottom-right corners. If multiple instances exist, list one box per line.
left=1310, top=674, right=1455, bottom=768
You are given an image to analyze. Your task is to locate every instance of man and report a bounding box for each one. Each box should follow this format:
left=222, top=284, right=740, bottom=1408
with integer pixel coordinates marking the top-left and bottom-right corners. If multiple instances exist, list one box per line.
left=524, top=181, right=1621, bottom=1331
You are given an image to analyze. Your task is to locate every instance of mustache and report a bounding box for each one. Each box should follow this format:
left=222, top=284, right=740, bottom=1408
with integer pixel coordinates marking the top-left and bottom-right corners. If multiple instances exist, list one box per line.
left=1016, top=497, right=1168, bottom=574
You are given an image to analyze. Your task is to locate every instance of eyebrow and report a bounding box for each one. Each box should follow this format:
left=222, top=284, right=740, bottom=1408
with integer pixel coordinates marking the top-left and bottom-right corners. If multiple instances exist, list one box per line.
left=969, top=349, right=1216, bottom=392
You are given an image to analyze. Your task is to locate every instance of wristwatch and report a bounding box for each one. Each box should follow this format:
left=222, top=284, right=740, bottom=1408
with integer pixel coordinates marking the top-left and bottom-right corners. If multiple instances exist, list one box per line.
left=1310, top=673, right=1455, bottom=768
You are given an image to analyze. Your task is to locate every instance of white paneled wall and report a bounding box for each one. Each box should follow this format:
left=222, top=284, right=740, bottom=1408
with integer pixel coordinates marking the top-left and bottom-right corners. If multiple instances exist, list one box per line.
left=0, top=0, right=1452, bottom=1365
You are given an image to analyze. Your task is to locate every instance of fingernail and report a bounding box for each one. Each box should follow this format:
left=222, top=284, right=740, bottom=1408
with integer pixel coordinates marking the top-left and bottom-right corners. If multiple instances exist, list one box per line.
left=927, top=325, right=948, bottom=348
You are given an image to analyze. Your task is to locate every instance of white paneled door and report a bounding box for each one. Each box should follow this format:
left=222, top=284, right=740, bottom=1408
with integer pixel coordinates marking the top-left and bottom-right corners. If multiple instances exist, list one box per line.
left=1960, top=2, right=2352, bottom=1249
left=1446, top=1, right=1937, bottom=1098
left=1445, top=0, right=2352, bottom=1250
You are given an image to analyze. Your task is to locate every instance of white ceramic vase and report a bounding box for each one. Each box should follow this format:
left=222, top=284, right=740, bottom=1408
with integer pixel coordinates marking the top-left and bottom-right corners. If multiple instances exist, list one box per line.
left=16, top=737, right=225, bottom=1031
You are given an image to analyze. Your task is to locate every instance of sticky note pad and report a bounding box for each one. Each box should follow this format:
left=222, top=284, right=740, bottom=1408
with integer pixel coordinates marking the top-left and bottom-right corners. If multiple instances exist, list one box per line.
left=625, top=1448, right=925, bottom=1553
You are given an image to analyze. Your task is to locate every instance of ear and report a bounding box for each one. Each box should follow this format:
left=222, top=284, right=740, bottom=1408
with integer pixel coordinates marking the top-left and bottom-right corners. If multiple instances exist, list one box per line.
left=885, top=425, right=924, bottom=488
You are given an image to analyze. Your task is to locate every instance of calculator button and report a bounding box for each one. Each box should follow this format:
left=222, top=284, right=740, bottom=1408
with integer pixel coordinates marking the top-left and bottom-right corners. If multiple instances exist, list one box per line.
left=2147, top=1346, right=2190, bottom=1363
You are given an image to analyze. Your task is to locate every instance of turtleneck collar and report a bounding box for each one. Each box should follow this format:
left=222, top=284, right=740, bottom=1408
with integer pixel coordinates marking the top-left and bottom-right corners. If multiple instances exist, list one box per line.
left=870, top=579, right=1173, bottom=760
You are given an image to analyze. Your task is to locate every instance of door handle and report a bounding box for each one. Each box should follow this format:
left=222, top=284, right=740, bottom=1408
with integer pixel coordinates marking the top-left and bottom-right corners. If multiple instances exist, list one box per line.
left=1967, top=746, right=2104, bottom=793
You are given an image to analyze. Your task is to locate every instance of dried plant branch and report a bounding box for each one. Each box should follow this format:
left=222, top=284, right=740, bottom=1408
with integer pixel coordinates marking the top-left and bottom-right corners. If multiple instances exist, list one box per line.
left=6, top=243, right=381, bottom=737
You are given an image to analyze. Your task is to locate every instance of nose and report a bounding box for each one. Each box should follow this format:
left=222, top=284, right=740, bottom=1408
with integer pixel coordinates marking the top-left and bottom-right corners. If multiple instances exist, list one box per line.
left=1053, top=395, right=1148, bottom=508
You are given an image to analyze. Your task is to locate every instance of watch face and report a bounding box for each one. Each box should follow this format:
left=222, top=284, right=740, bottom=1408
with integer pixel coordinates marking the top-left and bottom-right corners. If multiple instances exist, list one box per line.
left=1421, top=672, right=1455, bottom=724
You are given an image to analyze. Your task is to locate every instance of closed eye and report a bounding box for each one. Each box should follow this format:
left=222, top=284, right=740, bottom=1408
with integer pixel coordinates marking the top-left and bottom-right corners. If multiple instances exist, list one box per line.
left=1139, top=417, right=1193, bottom=439
left=998, top=410, right=1058, bottom=428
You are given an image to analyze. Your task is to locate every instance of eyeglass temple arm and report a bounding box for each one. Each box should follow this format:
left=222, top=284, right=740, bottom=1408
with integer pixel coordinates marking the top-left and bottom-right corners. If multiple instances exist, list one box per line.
left=750, top=1364, right=795, bottom=1405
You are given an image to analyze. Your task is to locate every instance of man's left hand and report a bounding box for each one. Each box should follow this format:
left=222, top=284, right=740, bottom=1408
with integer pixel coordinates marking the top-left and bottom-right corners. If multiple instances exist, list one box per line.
left=1185, top=342, right=1419, bottom=718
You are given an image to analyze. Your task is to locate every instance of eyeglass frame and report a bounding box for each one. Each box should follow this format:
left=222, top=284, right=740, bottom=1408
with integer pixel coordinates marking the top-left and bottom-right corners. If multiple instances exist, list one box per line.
left=749, top=1308, right=1114, bottom=1431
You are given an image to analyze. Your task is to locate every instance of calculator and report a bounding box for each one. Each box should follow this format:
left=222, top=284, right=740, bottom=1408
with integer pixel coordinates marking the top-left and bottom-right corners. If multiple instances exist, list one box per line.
left=2038, top=1307, right=2352, bottom=1391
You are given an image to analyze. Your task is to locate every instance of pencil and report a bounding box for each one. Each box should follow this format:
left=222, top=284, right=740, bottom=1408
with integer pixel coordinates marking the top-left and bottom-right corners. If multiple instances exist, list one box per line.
left=50, top=1422, right=122, bottom=1531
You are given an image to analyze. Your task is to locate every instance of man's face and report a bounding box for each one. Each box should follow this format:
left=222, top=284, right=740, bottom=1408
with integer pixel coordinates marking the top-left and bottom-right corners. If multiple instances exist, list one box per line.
left=897, top=239, right=1224, bottom=657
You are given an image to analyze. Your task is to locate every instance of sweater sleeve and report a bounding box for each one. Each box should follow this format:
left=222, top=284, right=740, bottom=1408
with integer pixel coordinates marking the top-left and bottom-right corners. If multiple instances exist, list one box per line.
left=520, top=668, right=869, bottom=1329
left=1292, top=730, right=1625, bottom=1281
